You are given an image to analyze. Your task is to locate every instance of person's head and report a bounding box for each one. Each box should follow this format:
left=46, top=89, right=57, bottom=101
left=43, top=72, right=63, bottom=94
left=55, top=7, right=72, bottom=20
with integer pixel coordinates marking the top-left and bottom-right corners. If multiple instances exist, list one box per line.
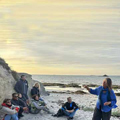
left=18, top=93, right=22, bottom=98
left=67, top=97, right=72, bottom=103
left=33, top=82, right=40, bottom=89
left=21, top=75, right=26, bottom=81
left=12, top=93, right=19, bottom=100
left=3, top=99, right=11, bottom=106
left=33, top=95, right=39, bottom=101
left=102, top=78, right=112, bottom=91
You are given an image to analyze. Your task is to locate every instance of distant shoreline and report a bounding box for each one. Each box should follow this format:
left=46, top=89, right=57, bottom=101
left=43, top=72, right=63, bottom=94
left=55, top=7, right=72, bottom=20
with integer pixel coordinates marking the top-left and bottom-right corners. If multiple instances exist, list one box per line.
left=42, top=82, right=120, bottom=89
left=42, top=82, right=120, bottom=96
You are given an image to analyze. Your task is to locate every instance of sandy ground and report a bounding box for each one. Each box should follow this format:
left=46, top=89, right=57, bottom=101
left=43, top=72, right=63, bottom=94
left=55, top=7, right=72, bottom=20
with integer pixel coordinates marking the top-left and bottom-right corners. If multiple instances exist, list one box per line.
left=21, top=93, right=120, bottom=120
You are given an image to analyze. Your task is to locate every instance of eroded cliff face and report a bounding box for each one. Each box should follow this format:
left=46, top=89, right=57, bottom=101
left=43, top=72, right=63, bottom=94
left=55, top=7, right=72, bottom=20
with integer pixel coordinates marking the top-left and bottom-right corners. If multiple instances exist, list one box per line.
left=0, top=65, right=16, bottom=103
left=0, top=58, right=48, bottom=103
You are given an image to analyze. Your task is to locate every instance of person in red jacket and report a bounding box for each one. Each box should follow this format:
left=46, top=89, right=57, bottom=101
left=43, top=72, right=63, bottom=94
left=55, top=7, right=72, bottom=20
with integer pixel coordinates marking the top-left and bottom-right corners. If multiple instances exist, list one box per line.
left=0, top=99, right=19, bottom=120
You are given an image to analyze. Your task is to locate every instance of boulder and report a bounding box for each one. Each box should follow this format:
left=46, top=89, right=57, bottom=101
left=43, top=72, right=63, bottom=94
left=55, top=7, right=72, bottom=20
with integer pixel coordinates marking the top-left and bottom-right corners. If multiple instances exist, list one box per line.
left=103, top=74, right=109, bottom=77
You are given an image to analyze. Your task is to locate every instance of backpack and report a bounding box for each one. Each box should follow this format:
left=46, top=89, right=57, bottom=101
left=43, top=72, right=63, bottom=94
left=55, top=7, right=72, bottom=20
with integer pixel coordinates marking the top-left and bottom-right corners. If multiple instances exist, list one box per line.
left=53, top=109, right=65, bottom=117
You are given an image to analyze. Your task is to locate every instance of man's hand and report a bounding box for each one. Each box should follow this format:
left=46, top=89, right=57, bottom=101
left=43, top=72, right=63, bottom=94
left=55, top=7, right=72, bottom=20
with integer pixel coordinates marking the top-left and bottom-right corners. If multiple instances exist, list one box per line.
left=23, top=107, right=28, bottom=111
left=66, top=109, right=74, bottom=113
left=104, top=102, right=111, bottom=106
left=66, top=110, right=70, bottom=112
left=26, top=100, right=29, bottom=105
left=69, top=109, right=74, bottom=113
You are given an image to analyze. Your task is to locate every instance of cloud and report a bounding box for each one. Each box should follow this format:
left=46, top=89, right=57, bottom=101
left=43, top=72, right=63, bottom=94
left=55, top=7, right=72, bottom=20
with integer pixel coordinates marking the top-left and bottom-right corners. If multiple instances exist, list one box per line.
left=0, top=0, right=120, bottom=74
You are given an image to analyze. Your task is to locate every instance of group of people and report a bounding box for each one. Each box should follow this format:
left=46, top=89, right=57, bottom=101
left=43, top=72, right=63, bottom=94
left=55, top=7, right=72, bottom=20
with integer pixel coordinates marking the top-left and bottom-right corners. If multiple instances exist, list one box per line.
left=0, top=75, right=118, bottom=120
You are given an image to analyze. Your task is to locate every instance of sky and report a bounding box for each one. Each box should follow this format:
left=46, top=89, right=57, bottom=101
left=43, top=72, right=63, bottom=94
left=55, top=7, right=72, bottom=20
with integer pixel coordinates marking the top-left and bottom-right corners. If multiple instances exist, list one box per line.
left=0, top=0, right=120, bottom=75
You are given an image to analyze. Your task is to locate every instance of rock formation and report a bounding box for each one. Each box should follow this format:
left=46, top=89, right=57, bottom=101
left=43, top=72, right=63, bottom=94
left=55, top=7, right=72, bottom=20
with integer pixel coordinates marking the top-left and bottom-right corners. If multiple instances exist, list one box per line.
left=0, top=58, right=48, bottom=103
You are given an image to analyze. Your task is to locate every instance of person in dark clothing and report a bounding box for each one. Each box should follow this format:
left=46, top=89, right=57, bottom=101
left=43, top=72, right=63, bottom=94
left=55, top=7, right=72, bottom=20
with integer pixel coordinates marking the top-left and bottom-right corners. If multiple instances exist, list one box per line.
left=18, top=93, right=31, bottom=113
left=31, top=82, right=46, bottom=104
left=18, top=93, right=26, bottom=103
left=11, top=93, right=28, bottom=119
left=84, top=78, right=117, bottom=120
left=14, top=75, right=29, bottom=101
left=31, top=83, right=40, bottom=98
left=62, top=97, right=79, bottom=120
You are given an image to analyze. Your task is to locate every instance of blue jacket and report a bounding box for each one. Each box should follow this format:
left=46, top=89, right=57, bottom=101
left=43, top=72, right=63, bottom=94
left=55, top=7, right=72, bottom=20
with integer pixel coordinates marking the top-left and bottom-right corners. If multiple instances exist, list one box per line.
left=90, top=86, right=117, bottom=112
left=62, top=102, right=79, bottom=111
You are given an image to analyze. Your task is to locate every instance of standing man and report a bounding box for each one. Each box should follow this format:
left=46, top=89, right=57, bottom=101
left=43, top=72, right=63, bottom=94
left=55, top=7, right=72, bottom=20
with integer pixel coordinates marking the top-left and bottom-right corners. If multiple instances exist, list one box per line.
left=14, top=75, right=29, bottom=101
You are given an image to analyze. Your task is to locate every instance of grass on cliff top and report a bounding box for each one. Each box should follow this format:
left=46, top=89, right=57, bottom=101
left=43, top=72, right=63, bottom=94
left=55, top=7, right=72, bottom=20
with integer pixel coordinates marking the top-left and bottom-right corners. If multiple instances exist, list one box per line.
left=0, top=58, right=10, bottom=70
left=0, top=57, right=19, bottom=81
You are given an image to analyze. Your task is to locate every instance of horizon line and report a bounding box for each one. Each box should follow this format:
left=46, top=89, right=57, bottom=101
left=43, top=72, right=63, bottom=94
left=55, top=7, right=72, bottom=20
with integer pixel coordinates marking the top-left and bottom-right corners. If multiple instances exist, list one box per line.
left=31, top=74, right=120, bottom=76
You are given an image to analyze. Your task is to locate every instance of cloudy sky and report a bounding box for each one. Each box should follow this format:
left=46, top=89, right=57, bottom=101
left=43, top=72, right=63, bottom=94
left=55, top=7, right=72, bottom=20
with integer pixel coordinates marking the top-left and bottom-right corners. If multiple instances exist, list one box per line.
left=0, top=0, right=120, bottom=75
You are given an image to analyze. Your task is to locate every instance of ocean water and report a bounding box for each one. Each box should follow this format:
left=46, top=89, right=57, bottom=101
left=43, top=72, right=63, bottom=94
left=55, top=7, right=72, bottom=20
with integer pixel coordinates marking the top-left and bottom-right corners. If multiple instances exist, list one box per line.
left=32, top=75, right=120, bottom=85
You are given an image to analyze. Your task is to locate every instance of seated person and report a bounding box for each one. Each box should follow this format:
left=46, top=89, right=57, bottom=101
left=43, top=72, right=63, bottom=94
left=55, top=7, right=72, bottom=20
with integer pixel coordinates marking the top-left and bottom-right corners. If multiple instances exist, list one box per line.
left=54, top=97, right=79, bottom=120
left=31, top=83, right=46, bottom=103
left=18, top=93, right=31, bottom=113
left=62, top=97, right=79, bottom=120
left=0, top=99, right=19, bottom=120
left=18, top=93, right=26, bottom=103
left=31, top=83, right=40, bottom=98
left=30, top=95, right=51, bottom=114
left=11, top=93, right=28, bottom=118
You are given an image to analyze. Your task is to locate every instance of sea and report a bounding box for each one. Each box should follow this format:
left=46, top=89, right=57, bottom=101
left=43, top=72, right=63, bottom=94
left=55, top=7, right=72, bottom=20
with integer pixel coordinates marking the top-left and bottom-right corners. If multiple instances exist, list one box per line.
left=32, top=75, right=120, bottom=92
left=32, top=75, right=120, bottom=85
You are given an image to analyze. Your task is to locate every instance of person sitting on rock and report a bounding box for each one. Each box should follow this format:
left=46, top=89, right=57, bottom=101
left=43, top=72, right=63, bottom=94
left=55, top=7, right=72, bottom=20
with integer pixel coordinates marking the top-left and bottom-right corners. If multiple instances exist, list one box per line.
left=30, top=94, right=51, bottom=114
left=31, top=82, right=41, bottom=98
left=18, top=93, right=31, bottom=113
left=31, top=82, right=46, bottom=104
left=18, top=93, right=26, bottom=103
left=62, top=97, right=79, bottom=120
left=0, top=99, right=19, bottom=120
left=11, top=93, right=28, bottom=119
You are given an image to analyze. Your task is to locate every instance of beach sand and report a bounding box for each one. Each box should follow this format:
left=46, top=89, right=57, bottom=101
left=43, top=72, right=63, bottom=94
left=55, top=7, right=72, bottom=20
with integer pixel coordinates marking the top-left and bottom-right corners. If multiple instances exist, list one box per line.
left=21, top=93, right=120, bottom=120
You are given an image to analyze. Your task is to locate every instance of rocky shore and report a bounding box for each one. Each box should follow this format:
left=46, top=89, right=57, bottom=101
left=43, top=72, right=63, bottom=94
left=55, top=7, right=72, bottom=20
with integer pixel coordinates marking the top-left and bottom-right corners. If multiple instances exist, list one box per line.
left=42, top=82, right=120, bottom=96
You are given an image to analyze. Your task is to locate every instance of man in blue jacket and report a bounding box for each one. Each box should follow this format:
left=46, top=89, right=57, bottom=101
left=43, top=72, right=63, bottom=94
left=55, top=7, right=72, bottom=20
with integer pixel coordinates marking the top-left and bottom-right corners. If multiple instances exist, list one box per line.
left=14, top=75, right=29, bottom=101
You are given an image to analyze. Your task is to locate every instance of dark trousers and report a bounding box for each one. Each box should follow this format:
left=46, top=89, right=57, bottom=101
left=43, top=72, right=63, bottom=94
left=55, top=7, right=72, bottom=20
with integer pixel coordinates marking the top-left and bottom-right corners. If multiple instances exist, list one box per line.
left=18, top=107, right=23, bottom=117
left=92, top=107, right=111, bottom=120
left=22, top=94, right=28, bottom=101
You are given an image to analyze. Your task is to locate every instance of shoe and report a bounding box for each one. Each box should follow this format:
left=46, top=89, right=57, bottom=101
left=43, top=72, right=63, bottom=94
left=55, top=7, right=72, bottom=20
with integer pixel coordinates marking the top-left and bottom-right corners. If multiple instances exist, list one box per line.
left=18, top=116, right=21, bottom=119
left=52, top=114, right=57, bottom=117
left=67, top=117, right=73, bottom=120
left=19, top=114, right=24, bottom=117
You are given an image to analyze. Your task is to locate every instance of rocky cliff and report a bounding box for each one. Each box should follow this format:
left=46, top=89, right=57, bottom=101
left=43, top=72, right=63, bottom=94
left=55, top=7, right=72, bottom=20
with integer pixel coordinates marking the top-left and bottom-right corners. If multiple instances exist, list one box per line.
left=0, top=65, right=16, bottom=103
left=0, top=58, right=48, bottom=103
